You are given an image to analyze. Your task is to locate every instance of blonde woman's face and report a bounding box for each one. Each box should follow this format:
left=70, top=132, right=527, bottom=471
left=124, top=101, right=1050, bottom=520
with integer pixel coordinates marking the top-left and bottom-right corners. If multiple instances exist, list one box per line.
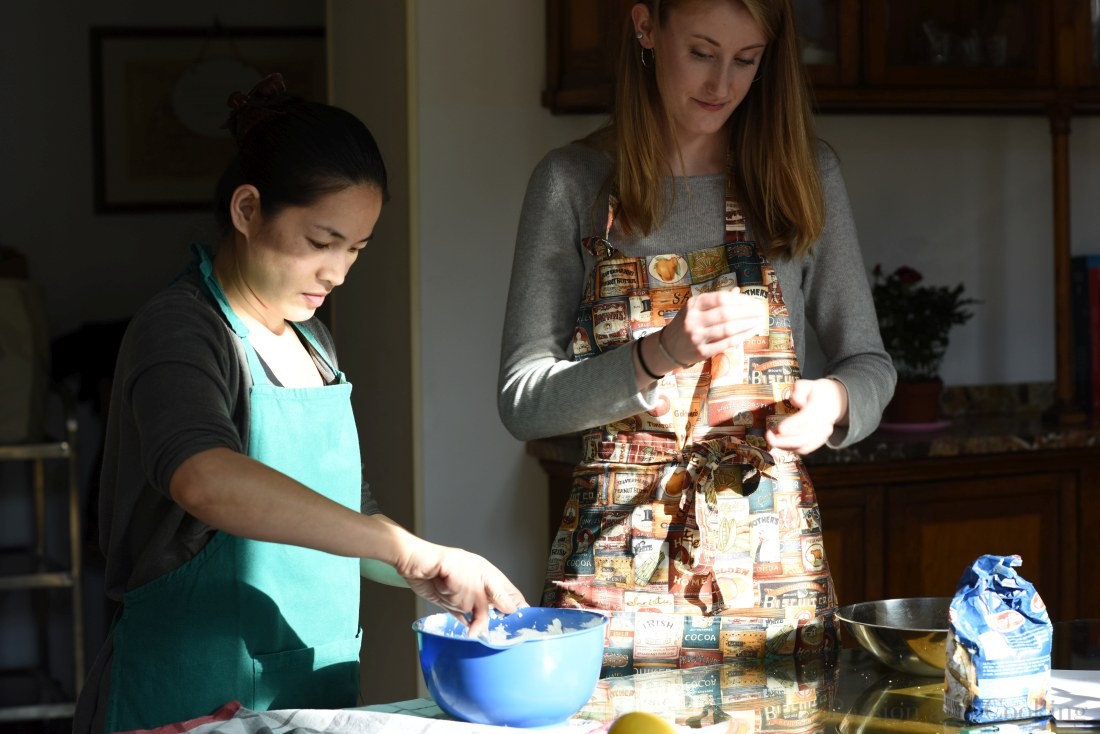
left=639, top=1, right=766, bottom=149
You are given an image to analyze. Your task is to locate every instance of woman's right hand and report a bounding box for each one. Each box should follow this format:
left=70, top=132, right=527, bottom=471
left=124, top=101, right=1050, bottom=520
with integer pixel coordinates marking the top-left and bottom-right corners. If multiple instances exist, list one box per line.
left=393, top=538, right=527, bottom=637
left=655, top=289, right=769, bottom=369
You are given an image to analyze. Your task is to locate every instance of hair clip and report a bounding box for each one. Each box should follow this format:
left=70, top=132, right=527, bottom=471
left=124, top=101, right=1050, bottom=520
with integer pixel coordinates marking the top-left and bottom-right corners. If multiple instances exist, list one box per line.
left=225, top=72, right=290, bottom=141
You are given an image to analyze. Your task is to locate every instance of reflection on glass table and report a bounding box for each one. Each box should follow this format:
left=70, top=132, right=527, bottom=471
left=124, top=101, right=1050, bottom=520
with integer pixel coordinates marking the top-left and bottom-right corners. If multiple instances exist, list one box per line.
left=567, top=620, right=1100, bottom=732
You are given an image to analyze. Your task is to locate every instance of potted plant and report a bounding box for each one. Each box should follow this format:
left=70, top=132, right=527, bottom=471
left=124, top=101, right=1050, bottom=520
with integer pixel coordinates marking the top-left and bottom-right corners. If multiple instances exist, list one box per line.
left=871, top=264, right=979, bottom=423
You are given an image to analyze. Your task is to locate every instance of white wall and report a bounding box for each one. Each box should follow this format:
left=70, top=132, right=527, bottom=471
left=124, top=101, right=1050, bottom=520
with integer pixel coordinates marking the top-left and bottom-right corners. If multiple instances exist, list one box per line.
left=327, top=0, right=420, bottom=705
left=412, top=1, right=599, bottom=605
left=816, top=115, right=1058, bottom=385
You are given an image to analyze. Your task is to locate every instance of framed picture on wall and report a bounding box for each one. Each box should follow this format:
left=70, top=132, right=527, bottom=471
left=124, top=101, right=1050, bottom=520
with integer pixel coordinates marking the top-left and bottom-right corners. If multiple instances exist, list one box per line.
left=90, top=26, right=326, bottom=213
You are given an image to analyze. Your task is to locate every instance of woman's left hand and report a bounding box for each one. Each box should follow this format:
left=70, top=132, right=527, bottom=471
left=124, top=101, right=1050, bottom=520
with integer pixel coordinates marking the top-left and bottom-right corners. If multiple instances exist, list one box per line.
left=765, top=378, right=849, bottom=455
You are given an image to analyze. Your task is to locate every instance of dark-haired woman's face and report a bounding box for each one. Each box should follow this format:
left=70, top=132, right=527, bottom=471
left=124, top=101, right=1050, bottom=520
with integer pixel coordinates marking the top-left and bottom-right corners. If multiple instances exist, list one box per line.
left=238, top=184, right=383, bottom=327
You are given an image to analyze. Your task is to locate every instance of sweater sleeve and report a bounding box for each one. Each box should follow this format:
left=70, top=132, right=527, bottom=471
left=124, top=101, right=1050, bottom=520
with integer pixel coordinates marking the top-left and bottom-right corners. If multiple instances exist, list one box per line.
left=122, top=288, right=247, bottom=496
left=804, top=146, right=897, bottom=447
left=497, top=147, right=655, bottom=441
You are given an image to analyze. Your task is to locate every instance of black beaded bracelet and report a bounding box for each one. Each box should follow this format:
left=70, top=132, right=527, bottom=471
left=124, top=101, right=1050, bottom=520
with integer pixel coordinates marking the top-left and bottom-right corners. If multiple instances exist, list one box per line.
left=635, top=337, right=663, bottom=381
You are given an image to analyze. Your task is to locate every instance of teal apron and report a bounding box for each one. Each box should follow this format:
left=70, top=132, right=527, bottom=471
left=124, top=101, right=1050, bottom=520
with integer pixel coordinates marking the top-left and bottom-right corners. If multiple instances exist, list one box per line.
left=105, top=249, right=363, bottom=732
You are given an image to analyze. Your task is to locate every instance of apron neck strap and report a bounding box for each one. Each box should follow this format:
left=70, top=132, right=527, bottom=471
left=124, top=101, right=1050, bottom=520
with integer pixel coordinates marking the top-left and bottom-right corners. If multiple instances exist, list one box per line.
left=191, top=244, right=342, bottom=386
left=193, top=244, right=250, bottom=339
left=598, top=171, right=749, bottom=252
left=723, top=172, right=749, bottom=239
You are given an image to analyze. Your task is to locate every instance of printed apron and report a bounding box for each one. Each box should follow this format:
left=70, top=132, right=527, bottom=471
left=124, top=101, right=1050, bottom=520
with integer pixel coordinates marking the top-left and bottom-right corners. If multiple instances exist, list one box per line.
left=544, top=187, right=838, bottom=677
left=105, top=248, right=363, bottom=732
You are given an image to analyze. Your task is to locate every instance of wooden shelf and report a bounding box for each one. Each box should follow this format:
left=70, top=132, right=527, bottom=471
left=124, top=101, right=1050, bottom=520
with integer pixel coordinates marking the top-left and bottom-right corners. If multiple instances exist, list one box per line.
left=0, top=400, right=84, bottom=723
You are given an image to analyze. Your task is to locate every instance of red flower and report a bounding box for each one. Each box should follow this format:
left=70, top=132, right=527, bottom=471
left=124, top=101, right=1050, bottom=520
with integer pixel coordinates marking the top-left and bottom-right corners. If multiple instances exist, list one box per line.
left=895, top=266, right=923, bottom=285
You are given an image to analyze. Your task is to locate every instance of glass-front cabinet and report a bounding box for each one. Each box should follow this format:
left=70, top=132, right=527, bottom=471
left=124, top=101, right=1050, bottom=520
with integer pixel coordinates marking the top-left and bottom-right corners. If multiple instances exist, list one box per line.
left=863, top=0, right=1051, bottom=87
left=792, top=0, right=860, bottom=87
left=1074, top=0, right=1100, bottom=92
left=1093, top=0, right=1100, bottom=72
left=790, top=0, right=1099, bottom=107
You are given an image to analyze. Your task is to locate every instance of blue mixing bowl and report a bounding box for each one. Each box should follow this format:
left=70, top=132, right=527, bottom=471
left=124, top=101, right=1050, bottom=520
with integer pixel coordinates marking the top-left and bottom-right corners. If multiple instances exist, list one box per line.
left=412, top=607, right=608, bottom=727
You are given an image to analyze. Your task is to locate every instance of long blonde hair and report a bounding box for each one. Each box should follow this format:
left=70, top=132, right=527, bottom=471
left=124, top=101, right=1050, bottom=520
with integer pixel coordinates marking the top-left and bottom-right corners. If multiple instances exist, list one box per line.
left=585, top=0, right=824, bottom=258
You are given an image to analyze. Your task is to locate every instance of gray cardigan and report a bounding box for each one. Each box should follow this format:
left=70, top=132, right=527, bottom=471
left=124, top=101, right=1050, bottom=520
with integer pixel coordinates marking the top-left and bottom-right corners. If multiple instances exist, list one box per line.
left=99, top=267, right=379, bottom=600
left=498, top=141, right=896, bottom=449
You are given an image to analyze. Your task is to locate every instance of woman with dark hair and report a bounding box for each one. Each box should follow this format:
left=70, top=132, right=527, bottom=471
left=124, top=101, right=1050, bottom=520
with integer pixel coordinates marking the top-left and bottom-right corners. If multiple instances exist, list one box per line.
left=75, top=75, right=525, bottom=734
left=499, top=0, right=895, bottom=671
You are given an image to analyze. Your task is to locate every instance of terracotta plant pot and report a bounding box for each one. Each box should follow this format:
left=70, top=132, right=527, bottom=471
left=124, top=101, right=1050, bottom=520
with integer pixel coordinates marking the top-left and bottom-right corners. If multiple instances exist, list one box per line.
left=882, top=378, right=944, bottom=424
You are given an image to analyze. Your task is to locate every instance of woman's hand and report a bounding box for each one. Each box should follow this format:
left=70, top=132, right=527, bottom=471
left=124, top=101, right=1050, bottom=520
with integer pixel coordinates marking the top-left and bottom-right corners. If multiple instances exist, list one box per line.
left=766, top=378, right=849, bottom=455
left=654, top=290, right=769, bottom=371
left=392, top=539, right=527, bottom=637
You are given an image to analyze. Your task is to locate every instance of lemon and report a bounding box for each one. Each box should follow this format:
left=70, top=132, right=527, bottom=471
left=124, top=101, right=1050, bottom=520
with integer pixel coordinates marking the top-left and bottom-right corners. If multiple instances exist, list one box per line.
left=609, top=711, right=677, bottom=734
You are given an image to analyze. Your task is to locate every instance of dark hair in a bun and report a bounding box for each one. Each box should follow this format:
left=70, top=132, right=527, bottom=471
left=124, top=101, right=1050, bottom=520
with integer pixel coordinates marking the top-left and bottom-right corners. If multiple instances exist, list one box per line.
left=214, top=73, right=389, bottom=235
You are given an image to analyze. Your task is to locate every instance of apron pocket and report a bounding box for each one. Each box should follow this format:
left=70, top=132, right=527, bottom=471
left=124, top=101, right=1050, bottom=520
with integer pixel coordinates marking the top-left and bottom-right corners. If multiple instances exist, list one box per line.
left=252, top=635, right=362, bottom=711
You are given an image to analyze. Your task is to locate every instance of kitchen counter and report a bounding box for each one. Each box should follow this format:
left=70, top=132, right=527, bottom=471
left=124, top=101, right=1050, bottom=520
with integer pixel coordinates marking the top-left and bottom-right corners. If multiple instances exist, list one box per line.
left=360, top=621, right=1100, bottom=733
left=524, top=383, right=1100, bottom=470
left=807, top=383, right=1100, bottom=466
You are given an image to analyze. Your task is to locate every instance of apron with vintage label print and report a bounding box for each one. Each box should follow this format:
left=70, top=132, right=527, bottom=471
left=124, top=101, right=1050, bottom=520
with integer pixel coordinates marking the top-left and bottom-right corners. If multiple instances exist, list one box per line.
left=545, top=186, right=838, bottom=677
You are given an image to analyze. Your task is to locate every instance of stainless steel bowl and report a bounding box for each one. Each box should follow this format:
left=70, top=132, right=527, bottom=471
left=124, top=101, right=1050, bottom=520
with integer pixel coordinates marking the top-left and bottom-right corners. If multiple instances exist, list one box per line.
left=835, top=597, right=950, bottom=677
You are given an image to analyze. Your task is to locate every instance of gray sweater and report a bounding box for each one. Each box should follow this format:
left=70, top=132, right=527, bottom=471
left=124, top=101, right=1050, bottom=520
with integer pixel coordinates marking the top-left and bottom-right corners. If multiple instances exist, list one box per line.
left=498, top=141, right=895, bottom=449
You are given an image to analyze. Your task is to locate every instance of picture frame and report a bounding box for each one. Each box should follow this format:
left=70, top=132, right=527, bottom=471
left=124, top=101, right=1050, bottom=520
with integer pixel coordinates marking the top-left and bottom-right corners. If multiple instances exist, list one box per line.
left=90, top=26, right=326, bottom=213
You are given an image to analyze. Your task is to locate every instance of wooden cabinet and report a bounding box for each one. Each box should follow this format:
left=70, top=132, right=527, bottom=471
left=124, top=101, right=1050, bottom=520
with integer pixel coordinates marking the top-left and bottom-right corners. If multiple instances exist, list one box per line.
left=811, top=0, right=1075, bottom=109
left=816, top=484, right=883, bottom=608
left=795, top=0, right=860, bottom=88
left=863, top=1, right=1052, bottom=87
left=866, top=1, right=1047, bottom=86
left=810, top=449, right=1098, bottom=621
left=543, top=0, right=634, bottom=113
left=1070, top=0, right=1100, bottom=99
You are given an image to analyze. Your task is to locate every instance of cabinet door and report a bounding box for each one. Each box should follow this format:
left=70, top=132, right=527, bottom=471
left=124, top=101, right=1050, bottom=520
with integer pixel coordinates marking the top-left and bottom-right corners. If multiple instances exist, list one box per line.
left=816, top=485, right=884, bottom=607
left=793, top=0, right=860, bottom=87
left=1071, top=0, right=1100, bottom=89
left=864, top=0, right=1052, bottom=87
left=884, top=470, right=1073, bottom=620
left=543, top=0, right=634, bottom=113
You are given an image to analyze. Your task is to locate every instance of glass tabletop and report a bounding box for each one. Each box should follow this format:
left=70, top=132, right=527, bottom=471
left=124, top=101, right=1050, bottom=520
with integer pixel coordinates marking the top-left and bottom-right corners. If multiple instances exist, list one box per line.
left=565, top=620, right=1100, bottom=732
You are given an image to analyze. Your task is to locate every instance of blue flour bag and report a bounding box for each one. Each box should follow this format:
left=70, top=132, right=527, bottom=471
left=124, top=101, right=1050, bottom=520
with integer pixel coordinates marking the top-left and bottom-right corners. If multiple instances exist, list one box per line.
left=944, top=554, right=1052, bottom=723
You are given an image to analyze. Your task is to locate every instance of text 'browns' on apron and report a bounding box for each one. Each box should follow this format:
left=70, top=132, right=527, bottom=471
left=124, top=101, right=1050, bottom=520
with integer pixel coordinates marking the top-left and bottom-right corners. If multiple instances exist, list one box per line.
left=544, top=183, right=838, bottom=677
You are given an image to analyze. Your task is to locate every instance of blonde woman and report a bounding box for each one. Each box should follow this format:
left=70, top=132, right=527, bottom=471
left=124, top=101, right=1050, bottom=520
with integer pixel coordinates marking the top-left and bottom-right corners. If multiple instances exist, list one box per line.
left=499, top=0, right=894, bottom=672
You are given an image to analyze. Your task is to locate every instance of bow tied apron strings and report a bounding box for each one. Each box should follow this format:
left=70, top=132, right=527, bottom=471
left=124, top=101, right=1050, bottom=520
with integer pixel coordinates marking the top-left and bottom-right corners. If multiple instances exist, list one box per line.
left=627, top=435, right=779, bottom=595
